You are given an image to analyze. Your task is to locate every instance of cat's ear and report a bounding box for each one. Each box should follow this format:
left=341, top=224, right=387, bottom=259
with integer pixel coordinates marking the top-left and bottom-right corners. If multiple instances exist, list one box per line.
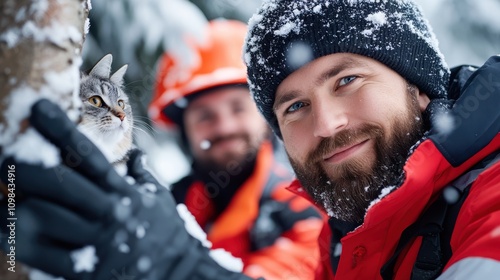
left=110, top=64, right=128, bottom=87
left=89, top=54, right=113, bottom=79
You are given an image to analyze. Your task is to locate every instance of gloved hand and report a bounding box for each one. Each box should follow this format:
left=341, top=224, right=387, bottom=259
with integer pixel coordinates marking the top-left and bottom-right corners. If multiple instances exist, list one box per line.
left=0, top=99, right=252, bottom=280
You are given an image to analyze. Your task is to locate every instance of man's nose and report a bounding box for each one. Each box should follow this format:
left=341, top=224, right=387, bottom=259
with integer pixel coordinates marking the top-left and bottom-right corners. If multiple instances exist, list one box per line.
left=312, top=98, right=348, bottom=138
left=213, top=112, right=239, bottom=135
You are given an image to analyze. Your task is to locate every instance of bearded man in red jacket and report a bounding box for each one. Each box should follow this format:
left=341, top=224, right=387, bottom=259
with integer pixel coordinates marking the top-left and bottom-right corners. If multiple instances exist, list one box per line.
left=243, top=0, right=500, bottom=279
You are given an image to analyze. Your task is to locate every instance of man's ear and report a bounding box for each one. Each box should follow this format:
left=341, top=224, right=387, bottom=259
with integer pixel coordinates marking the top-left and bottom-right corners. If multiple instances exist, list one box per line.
left=417, top=91, right=431, bottom=112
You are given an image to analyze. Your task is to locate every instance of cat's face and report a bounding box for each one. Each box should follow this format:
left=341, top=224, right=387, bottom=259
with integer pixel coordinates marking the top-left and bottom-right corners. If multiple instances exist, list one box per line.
left=78, top=54, right=133, bottom=164
left=79, top=77, right=133, bottom=138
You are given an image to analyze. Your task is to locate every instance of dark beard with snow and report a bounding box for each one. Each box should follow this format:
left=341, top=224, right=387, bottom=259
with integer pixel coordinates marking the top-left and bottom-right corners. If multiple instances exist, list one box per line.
left=289, top=90, right=424, bottom=223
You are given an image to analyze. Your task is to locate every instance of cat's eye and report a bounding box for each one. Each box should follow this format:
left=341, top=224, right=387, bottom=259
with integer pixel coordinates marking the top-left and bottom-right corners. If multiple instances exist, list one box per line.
left=89, top=96, right=103, bottom=107
left=118, top=100, right=125, bottom=109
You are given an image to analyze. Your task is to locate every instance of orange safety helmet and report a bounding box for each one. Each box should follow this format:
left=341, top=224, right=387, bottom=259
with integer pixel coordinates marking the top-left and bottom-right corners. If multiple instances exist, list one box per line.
left=149, top=19, right=249, bottom=128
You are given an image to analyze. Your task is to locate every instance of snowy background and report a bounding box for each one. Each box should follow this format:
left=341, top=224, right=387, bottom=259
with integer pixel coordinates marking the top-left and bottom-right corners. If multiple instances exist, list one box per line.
left=80, top=0, right=500, bottom=185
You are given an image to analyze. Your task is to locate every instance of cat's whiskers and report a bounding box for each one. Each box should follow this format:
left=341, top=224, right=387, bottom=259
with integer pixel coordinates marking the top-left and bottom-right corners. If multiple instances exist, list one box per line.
left=134, top=115, right=162, bottom=127
left=133, top=118, right=157, bottom=134
left=131, top=125, right=153, bottom=140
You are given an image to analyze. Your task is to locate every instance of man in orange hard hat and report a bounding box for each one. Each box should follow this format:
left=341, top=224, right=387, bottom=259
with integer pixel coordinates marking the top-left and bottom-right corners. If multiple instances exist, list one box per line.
left=149, top=19, right=323, bottom=280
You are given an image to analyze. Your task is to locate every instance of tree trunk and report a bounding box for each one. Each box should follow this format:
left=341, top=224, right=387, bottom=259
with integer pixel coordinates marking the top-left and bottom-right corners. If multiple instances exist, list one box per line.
left=0, top=0, right=90, bottom=278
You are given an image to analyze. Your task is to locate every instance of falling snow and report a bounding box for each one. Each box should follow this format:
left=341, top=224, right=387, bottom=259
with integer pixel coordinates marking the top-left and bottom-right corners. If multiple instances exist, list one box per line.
left=433, top=111, right=455, bottom=136
left=443, top=186, right=461, bottom=204
left=333, top=243, right=342, bottom=257
left=137, top=256, right=152, bottom=272
left=70, top=246, right=99, bottom=273
left=286, top=42, right=314, bottom=69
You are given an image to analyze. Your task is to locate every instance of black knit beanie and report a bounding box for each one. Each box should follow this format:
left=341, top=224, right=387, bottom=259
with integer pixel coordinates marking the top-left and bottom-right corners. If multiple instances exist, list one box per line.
left=244, top=0, right=450, bottom=138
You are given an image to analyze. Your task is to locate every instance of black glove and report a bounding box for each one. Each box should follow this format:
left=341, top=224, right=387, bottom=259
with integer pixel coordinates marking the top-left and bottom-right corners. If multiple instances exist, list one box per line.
left=0, top=99, right=253, bottom=280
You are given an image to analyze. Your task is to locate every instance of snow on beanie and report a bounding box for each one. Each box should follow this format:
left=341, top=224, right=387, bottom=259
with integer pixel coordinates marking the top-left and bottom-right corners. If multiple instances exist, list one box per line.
left=244, top=0, right=450, bottom=138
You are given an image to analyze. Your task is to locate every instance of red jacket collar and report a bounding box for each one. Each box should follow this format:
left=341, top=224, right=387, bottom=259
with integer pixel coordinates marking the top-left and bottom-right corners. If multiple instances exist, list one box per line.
left=287, top=180, right=313, bottom=202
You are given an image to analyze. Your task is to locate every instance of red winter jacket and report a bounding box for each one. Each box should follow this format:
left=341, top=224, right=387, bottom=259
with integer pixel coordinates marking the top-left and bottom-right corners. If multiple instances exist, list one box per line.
left=288, top=57, right=500, bottom=280
left=171, top=140, right=324, bottom=280
left=289, top=135, right=500, bottom=280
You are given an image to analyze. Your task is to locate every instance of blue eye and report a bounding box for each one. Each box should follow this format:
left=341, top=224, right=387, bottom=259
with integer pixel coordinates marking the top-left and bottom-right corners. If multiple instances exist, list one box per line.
left=287, top=101, right=306, bottom=113
left=339, top=76, right=357, bottom=86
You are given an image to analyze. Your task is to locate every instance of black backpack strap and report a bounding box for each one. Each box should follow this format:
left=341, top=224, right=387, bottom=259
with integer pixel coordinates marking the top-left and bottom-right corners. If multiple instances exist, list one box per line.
left=249, top=168, right=291, bottom=251
left=380, top=194, right=448, bottom=280
left=381, top=151, right=500, bottom=280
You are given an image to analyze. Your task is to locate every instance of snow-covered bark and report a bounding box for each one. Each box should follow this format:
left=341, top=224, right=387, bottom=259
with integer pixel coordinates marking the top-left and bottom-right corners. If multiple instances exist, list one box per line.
left=0, top=0, right=90, bottom=167
left=0, top=0, right=90, bottom=278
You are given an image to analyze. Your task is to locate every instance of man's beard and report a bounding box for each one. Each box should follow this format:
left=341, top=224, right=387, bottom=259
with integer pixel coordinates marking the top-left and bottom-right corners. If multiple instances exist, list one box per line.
left=289, top=89, right=425, bottom=223
left=195, top=133, right=261, bottom=176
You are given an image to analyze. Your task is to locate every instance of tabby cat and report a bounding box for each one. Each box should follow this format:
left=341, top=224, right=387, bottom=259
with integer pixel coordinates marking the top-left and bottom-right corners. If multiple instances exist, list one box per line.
left=78, top=54, right=133, bottom=171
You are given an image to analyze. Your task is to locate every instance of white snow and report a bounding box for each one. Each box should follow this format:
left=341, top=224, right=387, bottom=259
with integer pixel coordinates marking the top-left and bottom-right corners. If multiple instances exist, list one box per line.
left=30, top=0, right=49, bottom=21
left=274, top=22, right=298, bottom=36
left=70, top=246, right=99, bottom=273
left=176, top=204, right=243, bottom=272
left=0, top=86, right=62, bottom=167
left=118, top=243, right=130, bottom=253
left=209, top=249, right=244, bottom=272
left=114, top=196, right=132, bottom=222
left=362, top=12, right=387, bottom=36
left=44, top=58, right=83, bottom=121
left=200, top=140, right=211, bottom=150
left=443, top=186, right=460, bottom=204
left=433, top=111, right=455, bottom=136
left=3, top=128, right=60, bottom=167
left=137, top=256, right=152, bottom=272
left=1, top=18, right=83, bottom=49
left=333, top=243, right=342, bottom=257
left=367, top=185, right=397, bottom=211
left=84, top=18, right=90, bottom=35
left=286, top=41, right=314, bottom=69
left=313, top=4, right=323, bottom=14
left=366, top=11, right=387, bottom=26
left=176, top=204, right=212, bottom=248
left=136, top=224, right=146, bottom=239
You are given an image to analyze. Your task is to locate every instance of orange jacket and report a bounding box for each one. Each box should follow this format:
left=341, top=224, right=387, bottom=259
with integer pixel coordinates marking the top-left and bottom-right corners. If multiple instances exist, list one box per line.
left=171, top=140, right=324, bottom=279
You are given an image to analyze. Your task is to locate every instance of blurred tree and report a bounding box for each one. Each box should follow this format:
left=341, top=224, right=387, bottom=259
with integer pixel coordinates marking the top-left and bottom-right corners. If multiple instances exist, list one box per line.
left=188, top=0, right=261, bottom=21
left=416, top=0, right=500, bottom=67
left=82, top=0, right=208, bottom=120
